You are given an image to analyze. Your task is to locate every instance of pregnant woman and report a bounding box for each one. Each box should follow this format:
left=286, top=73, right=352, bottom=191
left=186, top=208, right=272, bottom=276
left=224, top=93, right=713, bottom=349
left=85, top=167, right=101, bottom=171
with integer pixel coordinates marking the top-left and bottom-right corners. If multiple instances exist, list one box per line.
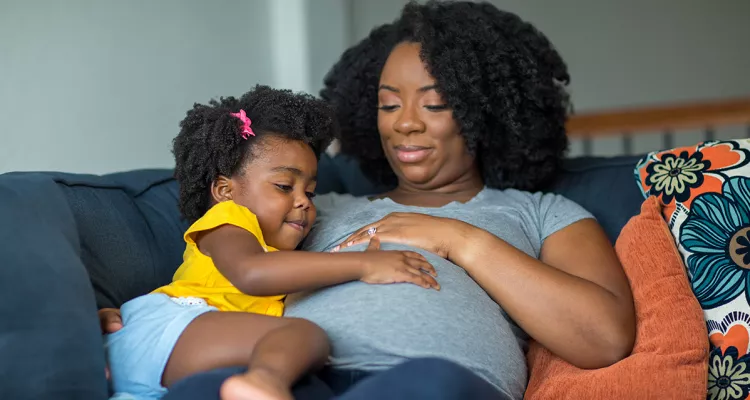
left=101, top=2, right=636, bottom=399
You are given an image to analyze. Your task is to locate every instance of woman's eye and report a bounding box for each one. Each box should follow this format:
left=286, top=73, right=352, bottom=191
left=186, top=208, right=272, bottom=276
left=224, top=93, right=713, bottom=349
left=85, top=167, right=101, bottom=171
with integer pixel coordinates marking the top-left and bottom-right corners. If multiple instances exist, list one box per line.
left=275, top=184, right=293, bottom=192
left=425, top=104, right=449, bottom=111
left=305, top=192, right=317, bottom=199
left=378, top=105, right=399, bottom=111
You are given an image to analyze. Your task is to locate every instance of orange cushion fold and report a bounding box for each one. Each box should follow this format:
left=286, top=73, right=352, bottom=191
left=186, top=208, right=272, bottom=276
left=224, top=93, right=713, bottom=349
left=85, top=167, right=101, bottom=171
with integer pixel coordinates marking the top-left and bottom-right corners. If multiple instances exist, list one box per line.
left=524, top=196, right=708, bottom=399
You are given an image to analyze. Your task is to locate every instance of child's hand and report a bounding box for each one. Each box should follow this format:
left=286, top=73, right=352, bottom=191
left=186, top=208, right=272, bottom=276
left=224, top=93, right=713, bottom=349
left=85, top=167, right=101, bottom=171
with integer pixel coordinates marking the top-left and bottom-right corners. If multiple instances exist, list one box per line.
left=98, top=308, right=122, bottom=382
left=358, top=236, right=440, bottom=290
left=99, top=308, right=123, bottom=334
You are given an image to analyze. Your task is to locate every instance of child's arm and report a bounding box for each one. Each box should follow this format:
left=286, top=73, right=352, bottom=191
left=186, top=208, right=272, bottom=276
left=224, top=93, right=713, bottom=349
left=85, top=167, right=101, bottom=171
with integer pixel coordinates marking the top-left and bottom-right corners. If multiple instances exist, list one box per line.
left=198, top=224, right=439, bottom=296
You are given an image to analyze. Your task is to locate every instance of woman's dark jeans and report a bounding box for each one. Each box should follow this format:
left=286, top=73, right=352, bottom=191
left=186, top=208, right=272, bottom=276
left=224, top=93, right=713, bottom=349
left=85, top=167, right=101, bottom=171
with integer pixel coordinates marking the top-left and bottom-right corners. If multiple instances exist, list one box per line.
left=164, top=357, right=511, bottom=400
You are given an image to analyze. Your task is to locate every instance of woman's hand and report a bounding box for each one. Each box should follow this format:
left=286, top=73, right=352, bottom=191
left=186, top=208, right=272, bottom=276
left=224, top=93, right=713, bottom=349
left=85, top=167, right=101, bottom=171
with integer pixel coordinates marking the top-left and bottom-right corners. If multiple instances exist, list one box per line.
left=334, top=212, right=473, bottom=261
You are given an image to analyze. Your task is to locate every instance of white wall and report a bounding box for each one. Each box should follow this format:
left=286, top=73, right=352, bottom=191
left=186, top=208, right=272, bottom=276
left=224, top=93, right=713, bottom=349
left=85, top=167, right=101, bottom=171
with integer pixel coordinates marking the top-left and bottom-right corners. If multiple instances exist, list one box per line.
left=269, top=0, right=312, bottom=94
left=2, top=0, right=749, bottom=174
left=0, top=0, right=274, bottom=174
left=306, top=0, right=350, bottom=96
left=348, top=0, right=409, bottom=45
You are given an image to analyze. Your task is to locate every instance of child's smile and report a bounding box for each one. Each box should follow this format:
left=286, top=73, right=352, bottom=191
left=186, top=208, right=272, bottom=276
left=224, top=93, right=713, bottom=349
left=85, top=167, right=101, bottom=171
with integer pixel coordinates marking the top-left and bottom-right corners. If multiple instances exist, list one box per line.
left=228, top=135, right=319, bottom=250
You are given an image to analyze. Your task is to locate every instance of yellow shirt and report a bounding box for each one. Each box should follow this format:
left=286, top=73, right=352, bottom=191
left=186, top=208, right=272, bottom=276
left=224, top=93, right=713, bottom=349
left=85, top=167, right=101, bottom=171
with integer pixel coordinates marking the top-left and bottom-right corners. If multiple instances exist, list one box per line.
left=152, top=201, right=285, bottom=316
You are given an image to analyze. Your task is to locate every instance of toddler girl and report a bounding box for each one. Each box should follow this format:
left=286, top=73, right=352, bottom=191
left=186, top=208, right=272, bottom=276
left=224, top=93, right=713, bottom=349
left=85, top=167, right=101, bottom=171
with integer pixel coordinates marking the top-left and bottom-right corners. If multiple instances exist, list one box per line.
left=105, top=85, right=438, bottom=400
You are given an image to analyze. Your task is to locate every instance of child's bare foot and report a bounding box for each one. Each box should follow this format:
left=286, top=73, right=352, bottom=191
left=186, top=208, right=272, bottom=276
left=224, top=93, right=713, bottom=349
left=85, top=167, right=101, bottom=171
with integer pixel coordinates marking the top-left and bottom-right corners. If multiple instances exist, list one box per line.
left=220, top=369, right=293, bottom=400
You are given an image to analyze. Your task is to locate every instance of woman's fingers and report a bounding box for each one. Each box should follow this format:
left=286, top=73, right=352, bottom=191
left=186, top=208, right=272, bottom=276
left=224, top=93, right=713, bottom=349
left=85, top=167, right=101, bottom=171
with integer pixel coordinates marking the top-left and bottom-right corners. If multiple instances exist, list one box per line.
left=365, top=236, right=381, bottom=251
left=343, top=225, right=375, bottom=245
left=341, top=215, right=400, bottom=246
left=334, top=229, right=385, bottom=251
left=341, top=214, right=416, bottom=248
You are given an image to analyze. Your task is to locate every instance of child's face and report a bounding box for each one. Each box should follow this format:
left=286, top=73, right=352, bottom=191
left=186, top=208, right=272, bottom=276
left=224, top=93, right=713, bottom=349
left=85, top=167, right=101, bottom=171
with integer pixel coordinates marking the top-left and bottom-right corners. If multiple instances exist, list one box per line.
left=219, top=136, right=319, bottom=250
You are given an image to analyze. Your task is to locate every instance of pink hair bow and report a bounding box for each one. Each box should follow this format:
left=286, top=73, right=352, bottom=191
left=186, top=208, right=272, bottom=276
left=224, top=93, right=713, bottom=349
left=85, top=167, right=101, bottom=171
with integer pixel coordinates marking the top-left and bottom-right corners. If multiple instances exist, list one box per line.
left=230, top=109, right=254, bottom=139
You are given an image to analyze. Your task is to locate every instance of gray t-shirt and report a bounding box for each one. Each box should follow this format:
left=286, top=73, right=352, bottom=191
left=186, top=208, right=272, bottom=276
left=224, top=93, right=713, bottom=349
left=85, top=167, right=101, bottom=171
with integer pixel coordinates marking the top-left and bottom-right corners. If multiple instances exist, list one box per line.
left=285, top=187, right=593, bottom=399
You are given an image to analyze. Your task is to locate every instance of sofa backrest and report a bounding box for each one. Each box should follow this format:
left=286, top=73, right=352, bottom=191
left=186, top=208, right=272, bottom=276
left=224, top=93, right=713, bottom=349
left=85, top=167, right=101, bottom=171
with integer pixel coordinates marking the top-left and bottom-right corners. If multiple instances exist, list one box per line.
left=0, top=170, right=187, bottom=308
left=0, top=153, right=645, bottom=307
left=549, top=155, right=645, bottom=242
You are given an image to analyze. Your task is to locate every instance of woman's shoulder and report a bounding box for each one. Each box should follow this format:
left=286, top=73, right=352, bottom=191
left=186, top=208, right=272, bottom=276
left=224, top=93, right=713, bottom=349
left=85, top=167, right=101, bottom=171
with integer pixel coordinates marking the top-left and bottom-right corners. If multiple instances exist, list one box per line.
left=476, top=188, right=594, bottom=243
left=479, top=187, right=590, bottom=217
left=482, top=186, right=575, bottom=201
left=479, top=187, right=556, bottom=204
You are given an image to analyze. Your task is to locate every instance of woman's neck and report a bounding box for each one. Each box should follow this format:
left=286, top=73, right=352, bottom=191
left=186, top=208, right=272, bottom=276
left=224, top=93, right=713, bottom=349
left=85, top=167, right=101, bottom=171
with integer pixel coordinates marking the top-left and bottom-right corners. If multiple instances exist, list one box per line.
left=383, top=174, right=485, bottom=207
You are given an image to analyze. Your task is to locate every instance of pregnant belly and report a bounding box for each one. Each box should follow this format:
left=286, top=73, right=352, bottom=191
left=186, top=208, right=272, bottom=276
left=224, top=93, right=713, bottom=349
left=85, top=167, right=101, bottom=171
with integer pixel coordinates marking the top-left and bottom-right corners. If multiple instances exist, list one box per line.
left=284, top=244, right=528, bottom=397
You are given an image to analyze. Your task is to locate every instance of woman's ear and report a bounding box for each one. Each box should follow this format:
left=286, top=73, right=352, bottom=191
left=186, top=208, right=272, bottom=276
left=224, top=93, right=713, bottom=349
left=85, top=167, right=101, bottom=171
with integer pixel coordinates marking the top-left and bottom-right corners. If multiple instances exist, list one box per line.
left=211, top=176, right=233, bottom=203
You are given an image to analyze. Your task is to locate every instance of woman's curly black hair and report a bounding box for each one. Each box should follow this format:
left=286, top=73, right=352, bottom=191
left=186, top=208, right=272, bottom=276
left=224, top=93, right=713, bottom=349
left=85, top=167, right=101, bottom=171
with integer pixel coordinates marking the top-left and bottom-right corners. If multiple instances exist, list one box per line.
left=321, top=0, right=571, bottom=191
left=173, top=85, right=337, bottom=223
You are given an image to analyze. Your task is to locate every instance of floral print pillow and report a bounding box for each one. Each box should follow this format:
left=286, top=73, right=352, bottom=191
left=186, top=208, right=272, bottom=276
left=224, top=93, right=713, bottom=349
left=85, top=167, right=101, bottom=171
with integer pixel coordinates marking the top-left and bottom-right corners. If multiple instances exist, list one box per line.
left=635, top=139, right=750, bottom=400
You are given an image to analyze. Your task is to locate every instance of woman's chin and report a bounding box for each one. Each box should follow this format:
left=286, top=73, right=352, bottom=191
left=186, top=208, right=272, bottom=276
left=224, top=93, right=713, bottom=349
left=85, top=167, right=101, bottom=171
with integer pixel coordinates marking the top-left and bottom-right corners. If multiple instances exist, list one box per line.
left=397, top=168, right=437, bottom=185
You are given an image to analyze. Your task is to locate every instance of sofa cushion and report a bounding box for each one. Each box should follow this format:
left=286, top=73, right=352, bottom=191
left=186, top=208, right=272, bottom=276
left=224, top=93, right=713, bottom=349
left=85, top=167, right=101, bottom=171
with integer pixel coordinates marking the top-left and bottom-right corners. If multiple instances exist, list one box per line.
left=0, top=173, right=109, bottom=399
left=47, top=170, right=186, bottom=308
left=318, top=153, right=645, bottom=242
left=634, top=139, right=750, bottom=400
left=635, top=139, right=750, bottom=224
left=524, top=196, right=708, bottom=399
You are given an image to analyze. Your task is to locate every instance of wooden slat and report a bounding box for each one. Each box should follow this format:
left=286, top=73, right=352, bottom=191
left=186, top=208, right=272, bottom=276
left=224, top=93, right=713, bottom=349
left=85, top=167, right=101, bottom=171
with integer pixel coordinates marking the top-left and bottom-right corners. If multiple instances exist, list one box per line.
left=566, top=97, right=750, bottom=138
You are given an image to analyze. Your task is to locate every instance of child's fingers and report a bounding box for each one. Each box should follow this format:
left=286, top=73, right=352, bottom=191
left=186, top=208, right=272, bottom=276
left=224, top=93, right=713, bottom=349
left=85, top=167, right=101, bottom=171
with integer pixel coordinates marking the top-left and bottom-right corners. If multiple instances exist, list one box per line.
left=407, top=256, right=437, bottom=277
left=98, top=308, right=123, bottom=334
left=402, top=251, right=428, bottom=261
left=400, top=269, right=430, bottom=289
left=404, top=267, right=440, bottom=290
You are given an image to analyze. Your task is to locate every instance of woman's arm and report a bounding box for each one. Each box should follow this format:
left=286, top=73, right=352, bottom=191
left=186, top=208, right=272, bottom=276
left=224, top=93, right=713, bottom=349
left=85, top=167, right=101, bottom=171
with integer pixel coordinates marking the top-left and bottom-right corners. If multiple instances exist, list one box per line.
left=201, top=225, right=438, bottom=296
left=453, top=218, right=635, bottom=369
left=337, top=212, right=635, bottom=369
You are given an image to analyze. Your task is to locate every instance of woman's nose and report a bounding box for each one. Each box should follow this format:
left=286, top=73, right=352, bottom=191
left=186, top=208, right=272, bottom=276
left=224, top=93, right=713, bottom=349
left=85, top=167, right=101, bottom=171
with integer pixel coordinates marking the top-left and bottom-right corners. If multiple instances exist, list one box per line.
left=394, top=104, right=425, bottom=135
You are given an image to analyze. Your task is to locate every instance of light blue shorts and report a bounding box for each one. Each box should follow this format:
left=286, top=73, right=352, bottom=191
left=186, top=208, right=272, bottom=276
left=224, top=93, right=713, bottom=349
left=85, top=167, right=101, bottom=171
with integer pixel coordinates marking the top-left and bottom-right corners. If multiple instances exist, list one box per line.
left=105, top=293, right=217, bottom=400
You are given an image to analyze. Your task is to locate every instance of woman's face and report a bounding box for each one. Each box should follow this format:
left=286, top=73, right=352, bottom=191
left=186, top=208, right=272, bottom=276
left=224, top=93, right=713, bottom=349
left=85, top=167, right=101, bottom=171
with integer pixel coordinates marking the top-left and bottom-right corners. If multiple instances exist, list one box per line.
left=377, top=42, right=477, bottom=190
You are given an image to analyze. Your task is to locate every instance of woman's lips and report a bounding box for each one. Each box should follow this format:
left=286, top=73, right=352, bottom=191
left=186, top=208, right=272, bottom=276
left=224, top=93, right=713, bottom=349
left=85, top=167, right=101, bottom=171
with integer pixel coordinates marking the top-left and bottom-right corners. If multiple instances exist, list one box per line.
left=394, top=146, right=433, bottom=163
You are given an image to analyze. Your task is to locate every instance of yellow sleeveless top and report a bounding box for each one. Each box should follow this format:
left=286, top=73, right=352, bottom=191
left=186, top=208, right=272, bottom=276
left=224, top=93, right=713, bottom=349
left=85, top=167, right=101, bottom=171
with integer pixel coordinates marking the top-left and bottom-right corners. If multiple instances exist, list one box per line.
left=152, top=201, right=285, bottom=316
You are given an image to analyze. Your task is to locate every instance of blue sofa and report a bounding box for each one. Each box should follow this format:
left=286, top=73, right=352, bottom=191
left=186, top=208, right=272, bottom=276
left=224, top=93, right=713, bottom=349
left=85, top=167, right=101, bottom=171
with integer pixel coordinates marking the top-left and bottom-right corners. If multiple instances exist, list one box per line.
left=0, top=153, right=645, bottom=400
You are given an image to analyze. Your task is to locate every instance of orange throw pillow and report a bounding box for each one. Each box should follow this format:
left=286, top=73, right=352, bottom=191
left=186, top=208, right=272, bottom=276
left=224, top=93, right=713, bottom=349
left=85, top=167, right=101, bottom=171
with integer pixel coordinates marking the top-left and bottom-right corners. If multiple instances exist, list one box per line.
left=524, top=196, right=708, bottom=399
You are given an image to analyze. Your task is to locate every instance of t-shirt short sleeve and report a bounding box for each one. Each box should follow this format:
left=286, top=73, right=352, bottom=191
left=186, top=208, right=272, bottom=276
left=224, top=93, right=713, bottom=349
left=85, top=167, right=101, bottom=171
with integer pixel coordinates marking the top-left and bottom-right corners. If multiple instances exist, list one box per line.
left=183, top=200, right=268, bottom=249
left=536, top=192, right=595, bottom=242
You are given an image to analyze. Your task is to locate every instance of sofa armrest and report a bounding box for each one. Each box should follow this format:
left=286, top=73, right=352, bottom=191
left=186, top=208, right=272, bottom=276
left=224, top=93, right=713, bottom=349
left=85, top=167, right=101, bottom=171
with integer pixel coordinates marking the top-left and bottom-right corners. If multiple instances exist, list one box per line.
left=0, top=173, right=108, bottom=399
